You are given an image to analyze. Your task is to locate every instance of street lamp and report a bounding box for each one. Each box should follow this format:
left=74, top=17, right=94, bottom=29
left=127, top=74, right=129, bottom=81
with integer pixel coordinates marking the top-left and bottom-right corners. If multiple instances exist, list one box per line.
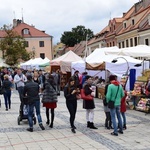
left=111, top=57, right=129, bottom=76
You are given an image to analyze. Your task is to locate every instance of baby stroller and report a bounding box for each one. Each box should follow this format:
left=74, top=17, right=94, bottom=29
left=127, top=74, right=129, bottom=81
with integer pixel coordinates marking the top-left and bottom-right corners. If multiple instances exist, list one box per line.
left=17, top=97, right=36, bottom=125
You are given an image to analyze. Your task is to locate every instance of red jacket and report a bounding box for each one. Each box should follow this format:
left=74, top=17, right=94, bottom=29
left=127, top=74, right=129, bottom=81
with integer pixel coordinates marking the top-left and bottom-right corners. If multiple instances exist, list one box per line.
left=120, top=90, right=127, bottom=112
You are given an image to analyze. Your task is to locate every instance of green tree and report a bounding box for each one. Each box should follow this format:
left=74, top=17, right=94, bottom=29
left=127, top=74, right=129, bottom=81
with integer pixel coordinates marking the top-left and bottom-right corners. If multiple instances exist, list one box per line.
left=60, top=25, right=94, bottom=47
left=0, top=25, right=32, bottom=66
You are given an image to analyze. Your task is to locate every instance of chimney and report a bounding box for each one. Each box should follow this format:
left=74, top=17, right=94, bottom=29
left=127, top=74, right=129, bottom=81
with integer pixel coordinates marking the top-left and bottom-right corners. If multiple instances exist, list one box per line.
left=13, top=19, right=17, bottom=27
left=13, top=19, right=22, bottom=27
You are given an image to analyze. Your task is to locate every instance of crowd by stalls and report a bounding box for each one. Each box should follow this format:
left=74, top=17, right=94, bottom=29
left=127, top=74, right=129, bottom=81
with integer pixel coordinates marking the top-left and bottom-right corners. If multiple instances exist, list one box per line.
left=0, top=67, right=128, bottom=136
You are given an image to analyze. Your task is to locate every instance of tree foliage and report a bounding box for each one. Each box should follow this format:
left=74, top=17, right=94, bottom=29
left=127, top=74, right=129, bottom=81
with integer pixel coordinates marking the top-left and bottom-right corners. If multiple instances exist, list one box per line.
left=0, top=25, right=32, bottom=66
left=60, top=25, right=94, bottom=47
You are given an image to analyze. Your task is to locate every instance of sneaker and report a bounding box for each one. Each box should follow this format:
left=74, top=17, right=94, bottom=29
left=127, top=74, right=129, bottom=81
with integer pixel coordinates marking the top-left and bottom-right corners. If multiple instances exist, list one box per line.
left=26, top=128, right=33, bottom=132
left=39, top=123, right=45, bottom=130
left=111, top=132, right=118, bottom=136
left=118, top=130, right=123, bottom=134
left=6, top=108, right=8, bottom=111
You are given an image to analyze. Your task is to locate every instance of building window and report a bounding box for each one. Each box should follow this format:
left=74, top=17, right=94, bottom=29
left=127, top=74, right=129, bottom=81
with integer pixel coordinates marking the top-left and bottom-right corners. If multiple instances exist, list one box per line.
left=24, top=41, right=29, bottom=47
left=122, top=41, right=125, bottom=48
left=118, top=42, right=121, bottom=48
left=134, top=37, right=138, bottom=46
left=40, top=53, right=45, bottom=59
left=130, top=38, right=133, bottom=47
left=113, top=41, right=115, bottom=46
left=132, top=19, right=135, bottom=25
left=114, top=25, right=115, bottom=30
left=110, top=42, right=112, bottom=47
left=126, top=40, right=129, bottom=47
left=39, top=41, right=44, bottom=47
left=23, top=29, right=29, bottom=34
left=124, top=23, right=126, bottom=28
left=145, top=39, right=149, bottom=46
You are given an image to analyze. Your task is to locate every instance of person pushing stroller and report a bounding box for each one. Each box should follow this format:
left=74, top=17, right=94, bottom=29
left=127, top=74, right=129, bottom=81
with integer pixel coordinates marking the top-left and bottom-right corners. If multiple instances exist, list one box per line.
left=23, top=75, right=45, bottom=132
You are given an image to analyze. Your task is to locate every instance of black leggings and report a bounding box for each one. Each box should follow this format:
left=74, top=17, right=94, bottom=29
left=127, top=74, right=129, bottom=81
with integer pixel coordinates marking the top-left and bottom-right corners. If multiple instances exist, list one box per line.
left=105, top=112, right=112, bottom=127
left=46, top=108, right=54, bottom=124
left=66, top=100, right=77, bottom=128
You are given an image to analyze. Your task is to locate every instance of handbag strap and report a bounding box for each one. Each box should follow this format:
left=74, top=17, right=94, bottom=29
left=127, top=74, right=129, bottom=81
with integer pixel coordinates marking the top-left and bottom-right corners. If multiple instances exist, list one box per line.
left=114, top=86, right=119, bottom=102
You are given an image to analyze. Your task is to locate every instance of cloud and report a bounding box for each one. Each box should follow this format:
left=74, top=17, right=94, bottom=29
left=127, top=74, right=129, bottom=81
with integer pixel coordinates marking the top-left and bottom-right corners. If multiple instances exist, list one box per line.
left=0, top=0, right=139, bottom=44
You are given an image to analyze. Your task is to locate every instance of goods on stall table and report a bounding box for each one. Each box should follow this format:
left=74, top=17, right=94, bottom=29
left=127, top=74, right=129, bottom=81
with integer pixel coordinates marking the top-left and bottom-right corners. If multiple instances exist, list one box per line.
left=136, top=98, right=150, bottom=112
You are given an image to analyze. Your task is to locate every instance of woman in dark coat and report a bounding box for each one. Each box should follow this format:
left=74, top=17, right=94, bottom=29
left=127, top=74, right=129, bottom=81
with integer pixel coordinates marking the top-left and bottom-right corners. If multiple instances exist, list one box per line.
left=42, top=74, right=57, bottom=128
left=64, top=77, right=78, bottom=133
left=83, top=75, right=97, bottom=129
left=2, top=75, right=12, bottom=110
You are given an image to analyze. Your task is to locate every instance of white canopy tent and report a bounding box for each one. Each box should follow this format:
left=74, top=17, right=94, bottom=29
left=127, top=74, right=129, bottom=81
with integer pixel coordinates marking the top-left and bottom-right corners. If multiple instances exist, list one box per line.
left=20, top=57, right=49, bottom=70
left=71, top=60, right=106, bottom=79
left=120, top=45, right=150, bottom=58
left=50, top=50, right=82, bottom=72
left=104, top=45, right=150, bottom=58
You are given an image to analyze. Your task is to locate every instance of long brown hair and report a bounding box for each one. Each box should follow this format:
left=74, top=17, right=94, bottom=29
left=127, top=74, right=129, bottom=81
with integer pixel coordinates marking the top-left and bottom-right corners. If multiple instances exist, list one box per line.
left=67, top=77, right=75, bottom=93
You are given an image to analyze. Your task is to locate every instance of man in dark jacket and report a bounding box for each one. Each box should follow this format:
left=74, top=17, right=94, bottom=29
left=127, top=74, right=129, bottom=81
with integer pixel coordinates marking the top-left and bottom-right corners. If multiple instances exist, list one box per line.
left=24, top=75, right=45, bottom=132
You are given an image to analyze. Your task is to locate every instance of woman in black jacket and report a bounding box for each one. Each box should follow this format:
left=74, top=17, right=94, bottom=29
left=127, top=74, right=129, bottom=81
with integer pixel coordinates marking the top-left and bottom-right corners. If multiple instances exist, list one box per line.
left=64, top=77, right=78, bottom=133
left=2, top=75, right=12, bottom=110
left=42, top=74, right=57, bottom=128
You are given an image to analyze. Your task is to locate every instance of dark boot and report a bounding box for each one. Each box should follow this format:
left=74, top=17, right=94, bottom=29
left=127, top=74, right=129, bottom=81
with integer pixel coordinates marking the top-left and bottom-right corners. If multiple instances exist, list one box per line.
left=46, top=108, right=49, bottom=125
left=89, top=122, right=98, bottom=129
left=46, top=120, right=50, bottom=125
left=105, top=121, right=110, bottom=129
left=49, top=122, right=53, bottom=128
left=87, top=121, right=90, bottom=128
left=123, top=124, right=127, bottom=130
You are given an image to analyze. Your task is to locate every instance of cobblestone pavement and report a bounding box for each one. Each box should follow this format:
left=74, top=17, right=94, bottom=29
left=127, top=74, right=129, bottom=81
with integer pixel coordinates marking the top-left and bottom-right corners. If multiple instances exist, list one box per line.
left=0, top=90, right=150, bottom=150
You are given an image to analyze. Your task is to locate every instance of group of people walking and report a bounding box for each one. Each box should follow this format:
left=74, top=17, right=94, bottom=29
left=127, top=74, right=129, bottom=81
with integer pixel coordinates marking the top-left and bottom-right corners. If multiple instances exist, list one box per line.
left=0, top=68, right=127, bottom=136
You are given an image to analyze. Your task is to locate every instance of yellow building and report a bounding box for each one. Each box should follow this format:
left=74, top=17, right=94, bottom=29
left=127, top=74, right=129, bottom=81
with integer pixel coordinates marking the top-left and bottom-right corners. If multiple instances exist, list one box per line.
left=0, top=19, right=53, bottom=60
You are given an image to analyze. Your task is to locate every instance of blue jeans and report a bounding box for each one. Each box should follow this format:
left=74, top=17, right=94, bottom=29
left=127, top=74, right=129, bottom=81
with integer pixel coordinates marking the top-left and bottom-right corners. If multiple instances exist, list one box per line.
left=28, top=100, right=42, bottom=128
left=110, top=105, right=123, bottom=134
left=121, top=112, right=126, bottom=125
left=3, top=90, right=11, bottom=109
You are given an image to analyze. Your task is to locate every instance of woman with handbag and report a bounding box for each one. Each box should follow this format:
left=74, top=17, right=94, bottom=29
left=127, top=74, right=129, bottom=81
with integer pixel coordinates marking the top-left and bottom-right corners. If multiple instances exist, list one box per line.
left=42, top=74, right=58, bottom=128
left=2, top=75, right=12, bottom=110
left=106, top=75, right=124, bottom=136
left=64, top=77, right=78, bottom=133
left=82, top=75, right=98, bottom=129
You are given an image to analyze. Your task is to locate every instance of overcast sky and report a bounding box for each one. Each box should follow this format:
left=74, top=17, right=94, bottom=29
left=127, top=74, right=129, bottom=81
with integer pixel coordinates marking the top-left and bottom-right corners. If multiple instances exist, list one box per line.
left=0, top=0, right=139, bottom=44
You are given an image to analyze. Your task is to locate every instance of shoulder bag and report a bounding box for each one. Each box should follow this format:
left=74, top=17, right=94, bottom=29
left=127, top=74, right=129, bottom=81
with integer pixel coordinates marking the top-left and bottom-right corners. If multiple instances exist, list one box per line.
left=108, top=86, right=119, bottom=109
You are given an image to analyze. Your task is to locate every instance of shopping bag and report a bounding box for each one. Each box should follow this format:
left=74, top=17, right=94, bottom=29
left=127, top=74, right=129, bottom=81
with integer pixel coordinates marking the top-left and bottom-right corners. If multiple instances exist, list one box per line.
left=76, top=94, right=81, bottom=100
left=80, top=89, right=93, bottom=100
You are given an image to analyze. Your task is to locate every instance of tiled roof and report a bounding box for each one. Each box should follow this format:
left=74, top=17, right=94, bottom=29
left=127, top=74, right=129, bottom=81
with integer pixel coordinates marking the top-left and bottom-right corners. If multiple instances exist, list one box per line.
left=117, top=5, right=150, bottom=36
left=72, top=41, right=86, bottom=56
left=87, top=26, right=109, bottom=45
left=13, top=23, right=51, bottom=38
left=0, top=30, right=6, bottom=38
